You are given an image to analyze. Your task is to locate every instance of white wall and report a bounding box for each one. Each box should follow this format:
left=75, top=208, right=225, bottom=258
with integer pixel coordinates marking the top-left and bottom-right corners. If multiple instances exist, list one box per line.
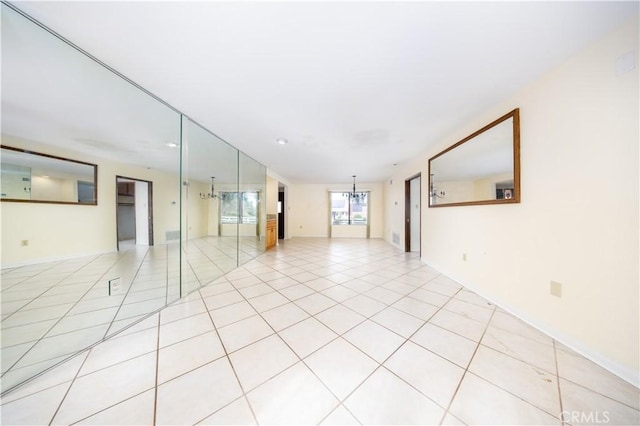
left=1, top=135, right=183, bottom=266
left=385, top=19, right=639, bottom=385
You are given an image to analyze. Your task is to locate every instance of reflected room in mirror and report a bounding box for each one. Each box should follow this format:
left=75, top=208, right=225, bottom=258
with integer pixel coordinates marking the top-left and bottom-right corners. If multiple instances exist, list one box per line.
left=428, top=108, right=520, bottom=207
left=1, top=146, right=97, bottom=205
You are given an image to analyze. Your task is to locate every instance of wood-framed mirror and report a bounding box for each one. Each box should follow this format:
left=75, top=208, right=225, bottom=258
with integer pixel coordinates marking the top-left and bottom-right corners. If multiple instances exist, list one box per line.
left=0, top=145, right=98, bottom=205
left=428, top=108, right=520, bottom=207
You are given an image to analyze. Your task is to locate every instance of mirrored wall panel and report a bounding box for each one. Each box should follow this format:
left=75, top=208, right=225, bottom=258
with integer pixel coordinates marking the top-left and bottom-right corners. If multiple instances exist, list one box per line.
left=0, top=2, right=267, bottom=396
left=239, top=152, right=267, bottom=265
left=181, top=119, right=239, bottom=296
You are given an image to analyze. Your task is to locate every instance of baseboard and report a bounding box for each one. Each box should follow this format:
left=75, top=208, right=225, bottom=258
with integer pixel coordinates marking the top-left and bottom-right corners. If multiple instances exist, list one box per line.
left=1, top=249, right=115, bottom=269
left=424, top=259, right=640, bottom=389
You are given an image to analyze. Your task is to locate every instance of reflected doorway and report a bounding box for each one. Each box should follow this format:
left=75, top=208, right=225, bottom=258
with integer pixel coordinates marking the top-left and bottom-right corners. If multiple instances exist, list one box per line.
left=405, top=174, right=421, bottom=253
left=116, top=176, right=153, bottom=250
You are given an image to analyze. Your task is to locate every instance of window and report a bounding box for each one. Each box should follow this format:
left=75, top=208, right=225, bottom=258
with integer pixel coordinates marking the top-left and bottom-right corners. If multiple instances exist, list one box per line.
left=330, top=191, right=368, bottom=225
left=220, top=192, right=258, bottom=224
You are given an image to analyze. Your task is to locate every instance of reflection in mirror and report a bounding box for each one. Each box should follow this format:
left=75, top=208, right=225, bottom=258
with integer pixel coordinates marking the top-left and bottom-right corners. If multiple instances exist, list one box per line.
left=428, top=109, right=520, bottom=207
left=239, top=152, right=267, bottom=264
left=182, top=119, right=239, bottom=295
left=1, top=146, right=97, bottom=204
left=0, top=3, right=181, bottom=394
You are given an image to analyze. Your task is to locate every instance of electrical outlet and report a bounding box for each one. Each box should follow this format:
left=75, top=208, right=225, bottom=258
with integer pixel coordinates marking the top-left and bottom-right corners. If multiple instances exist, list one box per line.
left=550, top=281, right=562, bottom=298
left=109, top=278, right=122, bottom=295
left=462, top=253, right=467, bottom=261
left=21, top=240, right=29, bottom=246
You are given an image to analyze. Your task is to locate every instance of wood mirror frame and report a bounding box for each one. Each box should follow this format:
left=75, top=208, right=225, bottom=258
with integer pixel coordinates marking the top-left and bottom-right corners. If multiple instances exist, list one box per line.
left=1, top=145, right=98, bottom=205
left=428, top=108, right=520, bottom=207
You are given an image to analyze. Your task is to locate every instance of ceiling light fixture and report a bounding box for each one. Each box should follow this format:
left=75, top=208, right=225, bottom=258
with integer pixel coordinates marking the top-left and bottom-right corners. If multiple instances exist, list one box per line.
left=200, top=176, right=218, bottom=200
left=276, top=138, right=288, bottom=145
left=165, top=142, right=178, bottom=148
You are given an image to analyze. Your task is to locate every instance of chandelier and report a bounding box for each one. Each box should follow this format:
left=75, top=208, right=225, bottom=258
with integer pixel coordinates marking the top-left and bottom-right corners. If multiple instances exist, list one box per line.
left=200, top=176, right=218, bottom=199
left=343, top=175, right=367, bottom=203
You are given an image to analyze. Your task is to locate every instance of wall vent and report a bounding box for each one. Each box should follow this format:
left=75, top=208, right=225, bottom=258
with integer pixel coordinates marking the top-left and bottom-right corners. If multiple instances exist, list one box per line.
left=392, top=232, right=400, bottom=245
left=165, top=230, right=180, bottom=241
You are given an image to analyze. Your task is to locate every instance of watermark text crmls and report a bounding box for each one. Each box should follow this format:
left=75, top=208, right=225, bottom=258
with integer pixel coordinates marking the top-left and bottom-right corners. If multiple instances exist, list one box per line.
left=561, top=410, right=610, bottom=424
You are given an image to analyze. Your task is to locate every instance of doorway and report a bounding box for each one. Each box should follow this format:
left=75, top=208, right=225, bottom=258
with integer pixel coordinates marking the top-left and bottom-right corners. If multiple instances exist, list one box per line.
left=405, top=174, right=421, bottom=253
left=116, top=176, right=153, bottom=250
left=278, top=187, right=285, bottom=239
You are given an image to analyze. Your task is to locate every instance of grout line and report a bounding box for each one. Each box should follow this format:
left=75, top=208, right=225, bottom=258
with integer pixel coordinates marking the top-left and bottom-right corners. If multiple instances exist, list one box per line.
left=554, top=339, right=566, bottom=425
left=152, top=313, right=161, bottom=425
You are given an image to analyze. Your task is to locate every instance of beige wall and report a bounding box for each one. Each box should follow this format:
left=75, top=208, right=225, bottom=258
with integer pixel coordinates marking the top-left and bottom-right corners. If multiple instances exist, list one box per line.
left=266, top=175, right=278, bottom=215
left=385, top=19, right=639, bottom=385
left=289, top=182, right=384, bottom=238
left=1, top=135, right=183, bottom=266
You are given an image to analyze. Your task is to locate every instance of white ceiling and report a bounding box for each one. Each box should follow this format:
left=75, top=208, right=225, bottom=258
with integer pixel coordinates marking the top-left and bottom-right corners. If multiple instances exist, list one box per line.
left=7, top=1, right=639, bottom=183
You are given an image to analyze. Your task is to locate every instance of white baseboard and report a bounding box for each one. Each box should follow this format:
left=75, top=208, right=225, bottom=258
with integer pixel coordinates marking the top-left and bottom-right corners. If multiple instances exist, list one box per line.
left=425, top=259, right=639, bottom=389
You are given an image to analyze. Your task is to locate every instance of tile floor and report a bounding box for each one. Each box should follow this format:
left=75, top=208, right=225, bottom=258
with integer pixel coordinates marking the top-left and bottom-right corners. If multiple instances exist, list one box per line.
left=1, top=238, right=638, bottom=425
left=0, top=236, right=259, bottom=393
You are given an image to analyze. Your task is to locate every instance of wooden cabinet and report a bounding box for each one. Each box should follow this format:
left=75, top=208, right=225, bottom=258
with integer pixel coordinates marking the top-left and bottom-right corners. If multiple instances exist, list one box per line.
left=266, top=219, right=277, bottom=250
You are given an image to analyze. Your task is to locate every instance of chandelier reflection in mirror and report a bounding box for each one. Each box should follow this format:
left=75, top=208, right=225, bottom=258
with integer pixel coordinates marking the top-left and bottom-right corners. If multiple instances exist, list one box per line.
left=200, top=176, right=218, bottom=199
left=429, top=174, right=445, bottom=204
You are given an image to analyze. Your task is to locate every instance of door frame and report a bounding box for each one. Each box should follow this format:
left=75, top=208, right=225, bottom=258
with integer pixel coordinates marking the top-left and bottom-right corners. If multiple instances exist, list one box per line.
left=404, top=173, right=421, bottom=254
left=116, top=176, right=154, bottom=251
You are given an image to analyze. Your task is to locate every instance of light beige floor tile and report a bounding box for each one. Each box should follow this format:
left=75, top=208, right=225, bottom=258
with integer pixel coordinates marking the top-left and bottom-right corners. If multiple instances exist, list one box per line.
left=481, top=325, right=556, bottom=373
left=385, top=341, right=464, bottom=407
left=448, top=373, right=560, bottom=425
left=315, top=304, right=366, bottom=335
left=560, top=378, right=639, bottom=426
left=320, top=405, right=360, bottom=425
left=441, top=412, right=467, bottom=425
left=199, top=397, right=256, bottom=425
left=261, top=303, right=309, bottom=331
left=392, top=296, right=439, bottom=320
left=305, top=277, right=338, bottom=291
left=156, top=357, right=243, bottom=425
left=246, top=362, right=339, bottom=425
left=267, top=276, right=301, bottom=290
left=1, top=381, right=70, bottom=426
left=556, top=348, right=640, bottom=410
left=209, top=301, right=257, bottom=328
left=248, top=291, right=289, bottom=313
left=430, top=309, right=487, bottom=342
left=342, top=278, right=377, bottom=293
left=279, top=317, right=337, bottom=358
left=344, top=367, right=444, bottom=425
left=158, top=330, right=226, bottom=384
left=218, top=315, right=274, bottom=353
left=52, top=352, right=157, bottom=425
left=408, top=288, right=450, bottom=307
left=294, top=293, right=337, bottom=315
left=81, top=327, right=158, bottom=375
left=411, top=323, right=478, bottom=368
left=343, top=320, right=405, bottom=363
left=321, top=285, right=358, bottom=303
left=202, top=290, right=244, bottom=310
left=160, top=297, right=207, bottom=324
left=364, top=287, right=403, bottom=305
left=468, top=345, right=560, bottom=416
left=159, top=312, right=215, bottom=348
left=489, top=310, right=553, bottom=345
left=443, top=299, right=494, bottom=324
left=306, top=337, right=378, bottom=399
left=279, top=283, right=315, bottom=300
left=238, top=283, right=274, bottom=299
left=78, top=389, right=155, bottom=425
left=453, top=289, right=493, bottom=309
left=342, top=294, right=386, bottom=317
left=229, top=334, right=298, bottom=392
left=371, top=306, right=425, bottom=338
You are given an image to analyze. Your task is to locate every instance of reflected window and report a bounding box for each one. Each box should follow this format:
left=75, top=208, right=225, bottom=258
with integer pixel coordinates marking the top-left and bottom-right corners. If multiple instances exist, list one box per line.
left=220, top=192, right=259, bottom=224
left=330, top=192, right=368, bottom=225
